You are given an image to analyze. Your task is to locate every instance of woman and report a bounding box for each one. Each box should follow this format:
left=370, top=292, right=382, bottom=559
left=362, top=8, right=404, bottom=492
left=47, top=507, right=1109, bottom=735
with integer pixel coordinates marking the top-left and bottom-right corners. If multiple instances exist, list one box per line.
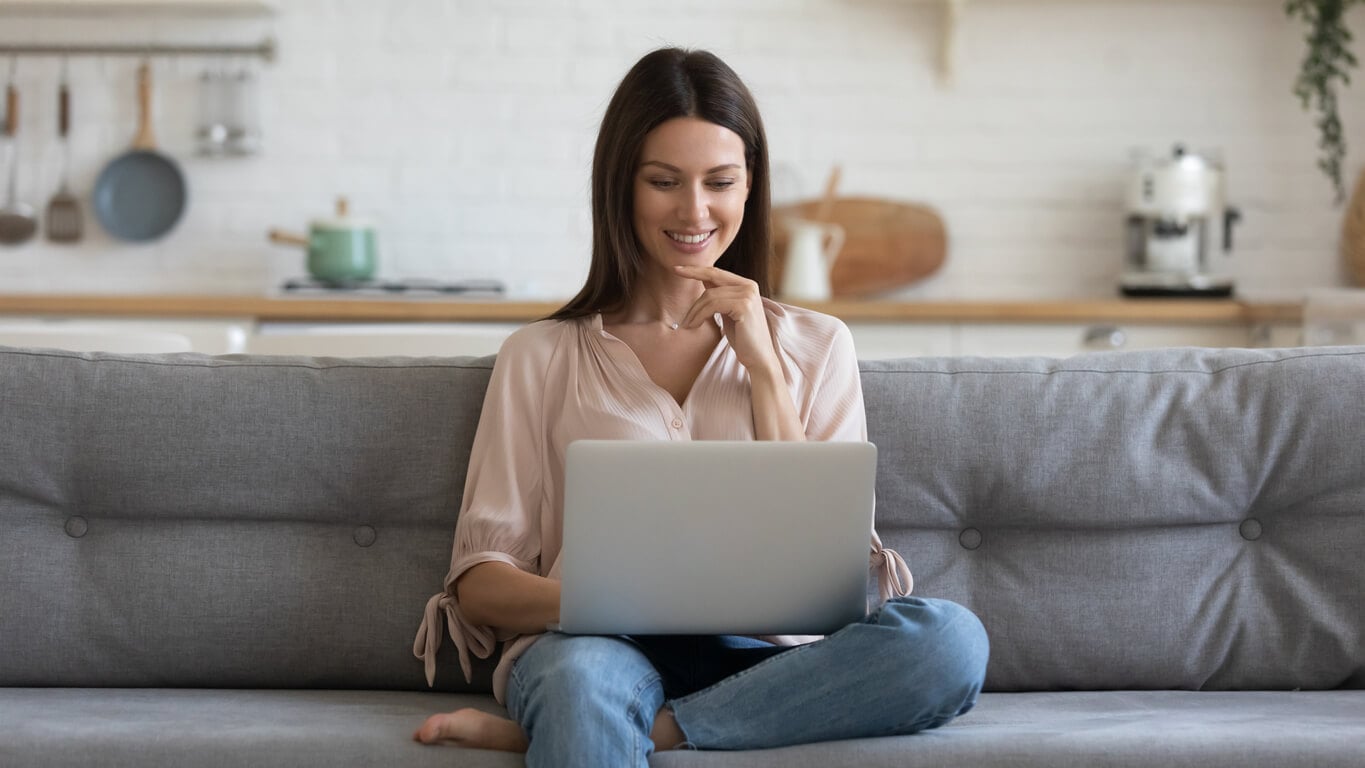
left=413, top=47, right=988, bottom=765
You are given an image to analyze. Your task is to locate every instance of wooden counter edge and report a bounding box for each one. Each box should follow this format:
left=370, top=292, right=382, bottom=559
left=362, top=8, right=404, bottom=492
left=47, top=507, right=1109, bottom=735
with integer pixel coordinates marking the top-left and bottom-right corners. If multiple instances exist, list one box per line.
left=0, top=294, right=1304, bottom=325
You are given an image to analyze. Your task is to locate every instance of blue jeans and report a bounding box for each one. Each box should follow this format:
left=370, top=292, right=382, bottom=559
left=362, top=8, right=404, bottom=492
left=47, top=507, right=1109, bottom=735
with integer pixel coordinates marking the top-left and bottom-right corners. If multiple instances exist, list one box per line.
left=505, top=597, right=989, bottom=768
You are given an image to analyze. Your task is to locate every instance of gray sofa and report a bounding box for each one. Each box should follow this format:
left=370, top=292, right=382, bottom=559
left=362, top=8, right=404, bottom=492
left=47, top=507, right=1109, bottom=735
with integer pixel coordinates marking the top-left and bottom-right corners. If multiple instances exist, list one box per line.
left=2, top=342, right=1362, bottom=767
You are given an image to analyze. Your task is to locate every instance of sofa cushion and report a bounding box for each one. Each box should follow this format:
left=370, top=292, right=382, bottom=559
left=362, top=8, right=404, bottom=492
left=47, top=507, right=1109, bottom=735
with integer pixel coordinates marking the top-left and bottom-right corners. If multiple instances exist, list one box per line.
left=2, top=689, right=1361, bottom=768
left=862, top=347, right=1365, bottom=692
left=663, top=690, right=1365, bottom=767
left=0, top=347, right=497, bottom=691
left=0, top=689, right=520, bottom=768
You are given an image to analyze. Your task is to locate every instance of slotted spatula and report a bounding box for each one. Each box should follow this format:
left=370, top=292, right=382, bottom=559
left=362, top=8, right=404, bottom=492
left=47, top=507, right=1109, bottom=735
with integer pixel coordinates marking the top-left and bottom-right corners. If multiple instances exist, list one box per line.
left=46, top=69, right=81, bottom=243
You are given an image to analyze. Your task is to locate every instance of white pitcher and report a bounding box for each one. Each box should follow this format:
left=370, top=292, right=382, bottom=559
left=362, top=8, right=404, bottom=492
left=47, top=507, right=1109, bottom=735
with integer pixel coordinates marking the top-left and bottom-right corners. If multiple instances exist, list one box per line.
left=780, top=218, right=846, bottom=301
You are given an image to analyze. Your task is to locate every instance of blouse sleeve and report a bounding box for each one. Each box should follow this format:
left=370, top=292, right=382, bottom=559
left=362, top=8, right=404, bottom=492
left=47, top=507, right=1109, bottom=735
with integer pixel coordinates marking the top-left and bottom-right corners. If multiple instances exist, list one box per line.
left=803, top=318, right=914, bottom=601
left=803, top=319, right=868, bottom=443
left=413, top=327, right=550, bottom=687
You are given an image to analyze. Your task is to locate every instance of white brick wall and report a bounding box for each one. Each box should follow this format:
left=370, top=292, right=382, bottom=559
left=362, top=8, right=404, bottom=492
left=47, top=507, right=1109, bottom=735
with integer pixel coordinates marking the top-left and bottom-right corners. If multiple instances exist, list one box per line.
left=0, top=0, right=1359, bottom=299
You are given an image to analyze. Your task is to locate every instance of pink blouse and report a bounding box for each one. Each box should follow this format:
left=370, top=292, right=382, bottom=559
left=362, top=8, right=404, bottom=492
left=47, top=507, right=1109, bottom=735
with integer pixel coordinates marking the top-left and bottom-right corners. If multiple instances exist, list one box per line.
left=413, top=299, right=913, bottom=703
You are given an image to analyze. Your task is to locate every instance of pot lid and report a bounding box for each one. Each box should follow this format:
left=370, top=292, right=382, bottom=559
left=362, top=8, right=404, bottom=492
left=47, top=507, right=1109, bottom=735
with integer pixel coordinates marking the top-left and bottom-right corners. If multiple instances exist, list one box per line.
left=1140, top=144, right=1221, bottom=172
left=311, top=196, right=376, bottom=230
left=312, top=216, right=376, bottom=230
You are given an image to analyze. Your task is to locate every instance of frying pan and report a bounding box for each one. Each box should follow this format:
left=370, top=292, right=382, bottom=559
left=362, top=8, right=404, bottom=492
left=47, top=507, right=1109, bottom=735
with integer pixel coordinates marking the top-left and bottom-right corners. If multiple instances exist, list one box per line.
left=93, top=61, right=186, bottom=242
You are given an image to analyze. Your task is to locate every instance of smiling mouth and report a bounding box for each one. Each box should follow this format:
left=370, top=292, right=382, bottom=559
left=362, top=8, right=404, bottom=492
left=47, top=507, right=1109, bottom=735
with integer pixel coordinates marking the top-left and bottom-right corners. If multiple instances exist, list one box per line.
left=667, top=230, right=715, bottom=245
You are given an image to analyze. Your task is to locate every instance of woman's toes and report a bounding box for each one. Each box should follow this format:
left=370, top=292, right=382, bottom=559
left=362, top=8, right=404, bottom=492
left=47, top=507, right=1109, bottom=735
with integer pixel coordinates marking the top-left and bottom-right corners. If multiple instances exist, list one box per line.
left=413, top=709, right=528, bottom=752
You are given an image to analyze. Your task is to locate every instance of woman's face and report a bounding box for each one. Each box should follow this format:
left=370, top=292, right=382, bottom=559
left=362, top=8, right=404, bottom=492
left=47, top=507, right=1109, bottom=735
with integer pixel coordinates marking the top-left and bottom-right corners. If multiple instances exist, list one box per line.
left=633, top=116, right=751, bottom=273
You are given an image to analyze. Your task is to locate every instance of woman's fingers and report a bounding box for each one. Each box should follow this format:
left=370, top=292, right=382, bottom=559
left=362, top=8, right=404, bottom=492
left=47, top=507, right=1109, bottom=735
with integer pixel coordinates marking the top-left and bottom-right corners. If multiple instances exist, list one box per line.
left=676, top=266, right=760, bottom=329
left=674, top=264, right=777, bottom=372
left=681, top=285, right=752, bottom=328
left=674, top=263, right=753, bottom=288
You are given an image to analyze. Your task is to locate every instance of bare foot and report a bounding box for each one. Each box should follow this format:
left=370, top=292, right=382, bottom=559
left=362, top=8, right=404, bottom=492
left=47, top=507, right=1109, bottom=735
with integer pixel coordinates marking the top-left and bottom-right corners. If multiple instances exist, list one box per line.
left=651, top=707, right=687, bottom=751
left=413, top=708, right=529, bottom=752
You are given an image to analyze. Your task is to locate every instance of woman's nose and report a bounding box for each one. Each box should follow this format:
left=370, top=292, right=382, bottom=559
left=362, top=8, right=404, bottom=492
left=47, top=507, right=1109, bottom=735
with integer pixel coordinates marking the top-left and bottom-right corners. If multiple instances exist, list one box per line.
left=677, top=185, right=708, bottom=223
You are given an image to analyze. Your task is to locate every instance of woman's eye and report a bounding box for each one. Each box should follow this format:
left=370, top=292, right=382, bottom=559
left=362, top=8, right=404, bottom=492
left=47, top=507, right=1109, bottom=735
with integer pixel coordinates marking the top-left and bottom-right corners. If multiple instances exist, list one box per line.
left=644, top=177, right=735, bottom=191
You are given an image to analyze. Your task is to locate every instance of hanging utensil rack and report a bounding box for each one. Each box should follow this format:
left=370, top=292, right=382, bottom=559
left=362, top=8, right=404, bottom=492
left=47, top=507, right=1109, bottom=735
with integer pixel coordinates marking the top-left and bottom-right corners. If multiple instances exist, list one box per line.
left=0, top=37, right=276, bottom=62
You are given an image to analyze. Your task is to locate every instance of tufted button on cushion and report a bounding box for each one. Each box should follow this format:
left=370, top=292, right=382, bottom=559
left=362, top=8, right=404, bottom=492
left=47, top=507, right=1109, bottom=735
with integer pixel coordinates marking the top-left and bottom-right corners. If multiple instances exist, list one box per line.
left=959, top=527, right=983, bottom=550
left=64, top=516, right=88, bottom=538
left=353, top=525, right=377, bottom=548
left=1239, top=518, right=1263, bottom=541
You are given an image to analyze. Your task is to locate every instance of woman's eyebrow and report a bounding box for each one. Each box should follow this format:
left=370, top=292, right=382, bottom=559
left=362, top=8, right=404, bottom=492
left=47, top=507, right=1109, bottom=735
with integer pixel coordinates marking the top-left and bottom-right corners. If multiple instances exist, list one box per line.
left=640, top=161, right=743, bottom=173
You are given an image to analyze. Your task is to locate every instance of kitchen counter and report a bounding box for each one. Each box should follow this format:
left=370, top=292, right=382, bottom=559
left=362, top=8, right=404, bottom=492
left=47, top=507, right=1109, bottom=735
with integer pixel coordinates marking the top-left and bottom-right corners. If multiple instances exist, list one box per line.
left=0, top=294, right=1303, bottom=324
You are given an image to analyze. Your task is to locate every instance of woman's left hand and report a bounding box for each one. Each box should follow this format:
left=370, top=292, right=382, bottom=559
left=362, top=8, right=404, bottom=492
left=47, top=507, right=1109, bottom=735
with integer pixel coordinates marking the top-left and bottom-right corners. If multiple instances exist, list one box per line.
left=675, top=264, right=780, bottom=378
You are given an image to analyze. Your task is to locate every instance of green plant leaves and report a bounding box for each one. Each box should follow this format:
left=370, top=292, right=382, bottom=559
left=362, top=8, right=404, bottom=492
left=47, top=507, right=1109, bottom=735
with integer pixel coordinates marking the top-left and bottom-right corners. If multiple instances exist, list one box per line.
left=1286, top=0, right=1362, bottom=204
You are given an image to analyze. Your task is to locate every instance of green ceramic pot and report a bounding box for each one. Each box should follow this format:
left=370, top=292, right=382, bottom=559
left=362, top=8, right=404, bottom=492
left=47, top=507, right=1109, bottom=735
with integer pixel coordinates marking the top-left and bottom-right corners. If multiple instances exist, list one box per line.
left=306, top=222, right=377, bottom=284
left=269, top=197, right=377, bottom=284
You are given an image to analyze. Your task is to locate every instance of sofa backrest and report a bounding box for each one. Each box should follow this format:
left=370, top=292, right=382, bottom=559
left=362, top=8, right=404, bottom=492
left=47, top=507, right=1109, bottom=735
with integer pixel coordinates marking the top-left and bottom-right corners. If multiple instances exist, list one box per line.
left=0, top=347, right=497, bottom=692
left=862, top=346, right=1365, bottom=692
left=2, top=344, right=1362, bottom=693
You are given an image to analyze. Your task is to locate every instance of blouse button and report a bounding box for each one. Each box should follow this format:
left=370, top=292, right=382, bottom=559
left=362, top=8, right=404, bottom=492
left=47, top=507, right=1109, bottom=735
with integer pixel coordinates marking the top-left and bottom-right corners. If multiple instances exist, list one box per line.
left=671, top=417, right=683, bottom=429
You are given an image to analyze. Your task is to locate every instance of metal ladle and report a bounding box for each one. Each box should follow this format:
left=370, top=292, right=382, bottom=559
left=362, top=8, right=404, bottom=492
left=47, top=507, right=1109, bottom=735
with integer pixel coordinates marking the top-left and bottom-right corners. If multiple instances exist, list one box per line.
left=0, top=59, right=38, bottom=246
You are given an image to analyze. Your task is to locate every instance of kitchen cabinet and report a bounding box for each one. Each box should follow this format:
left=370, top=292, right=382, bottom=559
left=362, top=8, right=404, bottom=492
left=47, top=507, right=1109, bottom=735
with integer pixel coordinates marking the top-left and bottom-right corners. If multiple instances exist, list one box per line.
left=241, top=320, right=1286, bottom=360
left=247, top=322, right=519, bottom=357
left=248, top=319, right=1297, bottom=359
left=0, top=294, right=1310, bottom=358
left=848, top=323, right=955, bottom=359
left=1250, top=323, right=1305, bottom=348
left=955, top=322, right=1298, bottom=357
left=254, top=323, right=956, bottom=359
left=0, top=315, right=1301, bottom=359
left=0, top=316, right=249, bottom=354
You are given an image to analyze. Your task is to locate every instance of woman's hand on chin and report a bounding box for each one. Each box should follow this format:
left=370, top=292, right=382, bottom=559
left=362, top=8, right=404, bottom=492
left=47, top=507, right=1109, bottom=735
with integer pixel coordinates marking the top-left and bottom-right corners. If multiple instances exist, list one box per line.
left=674, top=264, right=779, bottom=377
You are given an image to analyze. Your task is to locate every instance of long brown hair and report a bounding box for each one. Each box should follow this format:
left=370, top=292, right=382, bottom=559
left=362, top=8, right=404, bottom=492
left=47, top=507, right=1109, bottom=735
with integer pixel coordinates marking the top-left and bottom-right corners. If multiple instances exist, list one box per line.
left=547, top=48, right=772, bottom=322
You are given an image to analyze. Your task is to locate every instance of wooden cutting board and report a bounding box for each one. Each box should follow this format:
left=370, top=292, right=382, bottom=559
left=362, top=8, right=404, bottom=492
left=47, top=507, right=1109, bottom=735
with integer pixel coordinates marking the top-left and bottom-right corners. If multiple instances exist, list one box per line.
left=770, top=197, right=947, bottom=298
left=1345, top=167, right=1365, bottom=286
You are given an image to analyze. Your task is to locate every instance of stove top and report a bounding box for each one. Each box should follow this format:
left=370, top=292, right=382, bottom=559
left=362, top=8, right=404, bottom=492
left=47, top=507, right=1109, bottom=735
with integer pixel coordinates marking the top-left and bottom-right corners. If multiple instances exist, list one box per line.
left=281, top=278, right=506, bottom=295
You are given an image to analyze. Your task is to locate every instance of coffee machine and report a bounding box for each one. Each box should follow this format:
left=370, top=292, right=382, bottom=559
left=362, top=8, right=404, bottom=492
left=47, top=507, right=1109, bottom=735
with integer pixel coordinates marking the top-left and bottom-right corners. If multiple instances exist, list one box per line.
left=1121, top=145, right=1241, bottom=297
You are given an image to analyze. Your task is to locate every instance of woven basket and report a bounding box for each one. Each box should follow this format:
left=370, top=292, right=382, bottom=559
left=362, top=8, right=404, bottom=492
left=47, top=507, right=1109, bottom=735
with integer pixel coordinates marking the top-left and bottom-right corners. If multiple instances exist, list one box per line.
left=1346, top=168, right=1365, bottom=286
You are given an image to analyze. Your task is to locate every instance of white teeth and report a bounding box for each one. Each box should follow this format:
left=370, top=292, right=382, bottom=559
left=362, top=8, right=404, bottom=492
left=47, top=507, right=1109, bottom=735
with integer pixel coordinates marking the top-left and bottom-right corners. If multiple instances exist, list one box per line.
left=669, top=231, right=711, bottom=245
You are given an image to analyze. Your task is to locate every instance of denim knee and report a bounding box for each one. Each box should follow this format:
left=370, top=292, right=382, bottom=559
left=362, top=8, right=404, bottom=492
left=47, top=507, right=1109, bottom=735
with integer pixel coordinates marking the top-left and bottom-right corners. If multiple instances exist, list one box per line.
left=876, top=597, right=990, bottom=719
left=509, top=634, right=664, bottom=724
left=508, top=634, right=665, bottom=768
left=516, top=635, right=649, bottom=697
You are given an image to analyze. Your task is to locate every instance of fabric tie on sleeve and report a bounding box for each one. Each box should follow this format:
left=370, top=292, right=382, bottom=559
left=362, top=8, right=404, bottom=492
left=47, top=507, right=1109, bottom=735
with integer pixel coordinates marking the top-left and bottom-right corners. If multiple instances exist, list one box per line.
left=873, top=546, right=913, bottom=601
left=414, top=590, right=496, bottom=688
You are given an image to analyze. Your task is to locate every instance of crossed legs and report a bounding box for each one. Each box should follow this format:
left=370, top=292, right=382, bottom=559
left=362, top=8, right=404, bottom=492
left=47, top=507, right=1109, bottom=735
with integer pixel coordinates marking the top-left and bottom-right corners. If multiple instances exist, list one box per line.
left=416, top=597, right=988, bottom=766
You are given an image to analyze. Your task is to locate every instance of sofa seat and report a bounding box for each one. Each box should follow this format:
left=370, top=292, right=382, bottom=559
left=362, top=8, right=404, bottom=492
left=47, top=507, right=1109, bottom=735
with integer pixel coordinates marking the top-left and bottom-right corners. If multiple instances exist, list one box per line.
left=0, top=689, right=517, bottom=768
left=4, top=689, right=1362, bottom=767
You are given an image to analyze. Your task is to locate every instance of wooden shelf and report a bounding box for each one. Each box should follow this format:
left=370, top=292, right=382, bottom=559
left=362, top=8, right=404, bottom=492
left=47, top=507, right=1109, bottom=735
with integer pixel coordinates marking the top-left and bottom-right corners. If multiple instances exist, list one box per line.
left=0, top=0, right=276, bottom=17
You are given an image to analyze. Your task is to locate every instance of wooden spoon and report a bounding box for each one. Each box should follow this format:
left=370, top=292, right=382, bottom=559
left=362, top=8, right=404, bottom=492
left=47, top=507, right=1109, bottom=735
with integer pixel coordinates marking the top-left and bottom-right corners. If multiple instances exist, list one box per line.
left=812, top=166, right=842, bottom=224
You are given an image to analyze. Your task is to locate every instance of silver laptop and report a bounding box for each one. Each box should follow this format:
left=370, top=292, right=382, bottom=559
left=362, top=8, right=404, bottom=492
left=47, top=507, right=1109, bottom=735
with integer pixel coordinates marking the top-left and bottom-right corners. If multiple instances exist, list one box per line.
left=556, top=440, right=877, bottom=636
